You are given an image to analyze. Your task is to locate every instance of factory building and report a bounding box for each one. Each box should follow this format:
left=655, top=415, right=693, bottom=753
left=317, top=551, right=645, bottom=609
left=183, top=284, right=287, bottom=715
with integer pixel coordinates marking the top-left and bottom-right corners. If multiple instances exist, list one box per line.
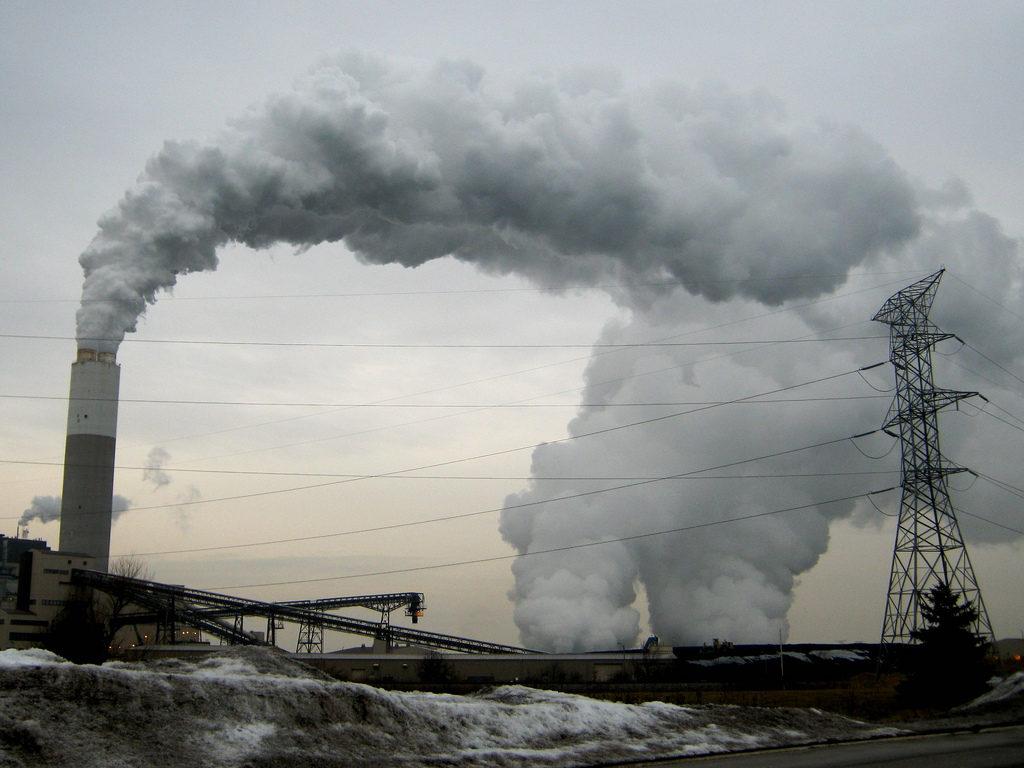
left=0, top=547, right=97, bottom=649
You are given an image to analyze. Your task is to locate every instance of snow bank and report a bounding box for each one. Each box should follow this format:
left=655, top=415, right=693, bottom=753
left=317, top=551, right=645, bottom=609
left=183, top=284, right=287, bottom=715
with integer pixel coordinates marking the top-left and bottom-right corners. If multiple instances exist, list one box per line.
left=0, top=648, right=900, bottom=767
left=0, top=649, right=66, bottom=669
left=963, top=671, right=1024, bottom=709
left=809, top=649, right=871, bottom=662
left=690, top=648, right=871, bottom=667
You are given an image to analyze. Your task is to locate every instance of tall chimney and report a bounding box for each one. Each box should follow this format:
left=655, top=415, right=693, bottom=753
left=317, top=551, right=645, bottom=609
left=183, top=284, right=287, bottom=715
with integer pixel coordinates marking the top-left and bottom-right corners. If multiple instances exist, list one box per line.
left=58, top=348, right=120, bottom=571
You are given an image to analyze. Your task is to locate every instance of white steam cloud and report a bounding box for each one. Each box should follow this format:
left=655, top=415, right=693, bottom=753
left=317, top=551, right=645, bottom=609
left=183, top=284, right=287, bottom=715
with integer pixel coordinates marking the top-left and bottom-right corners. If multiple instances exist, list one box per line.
left=76, top=56, right=917, bottom=351
left=74, top=55, right=1023, bottom=650
left=501, top=206, right=1023, bottom=651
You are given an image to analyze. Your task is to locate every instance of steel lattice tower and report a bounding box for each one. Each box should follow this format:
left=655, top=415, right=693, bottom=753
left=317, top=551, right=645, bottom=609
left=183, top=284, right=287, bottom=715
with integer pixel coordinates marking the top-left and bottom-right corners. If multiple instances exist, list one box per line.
left=874, top=269, right=994, bottom=647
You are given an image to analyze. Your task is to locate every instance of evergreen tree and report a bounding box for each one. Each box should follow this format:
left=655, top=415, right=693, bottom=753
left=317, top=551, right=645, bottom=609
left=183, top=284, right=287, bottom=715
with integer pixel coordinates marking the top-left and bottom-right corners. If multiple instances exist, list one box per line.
left=900, top=582, right=991, bottom=708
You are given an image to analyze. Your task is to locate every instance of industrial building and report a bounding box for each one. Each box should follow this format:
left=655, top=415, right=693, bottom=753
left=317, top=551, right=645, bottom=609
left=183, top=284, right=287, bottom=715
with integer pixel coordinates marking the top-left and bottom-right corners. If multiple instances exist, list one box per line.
left=0, top=544, right=97, bottom=649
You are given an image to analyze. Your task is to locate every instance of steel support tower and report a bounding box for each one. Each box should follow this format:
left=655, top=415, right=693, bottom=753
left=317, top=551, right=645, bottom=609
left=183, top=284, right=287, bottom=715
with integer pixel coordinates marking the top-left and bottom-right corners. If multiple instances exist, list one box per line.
left=873, top=269, right=994, bottom=647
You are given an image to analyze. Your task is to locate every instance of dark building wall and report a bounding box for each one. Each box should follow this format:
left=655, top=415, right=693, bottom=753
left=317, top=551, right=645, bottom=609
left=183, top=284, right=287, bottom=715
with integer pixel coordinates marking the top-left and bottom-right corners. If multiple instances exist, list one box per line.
left=16, top=551, right=34, bottom=612
left=1, top=536, right=49, bottom=601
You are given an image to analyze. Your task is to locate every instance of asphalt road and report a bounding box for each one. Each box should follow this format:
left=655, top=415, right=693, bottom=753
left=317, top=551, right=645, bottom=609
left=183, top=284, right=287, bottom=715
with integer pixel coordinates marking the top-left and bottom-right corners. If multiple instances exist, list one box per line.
left=620, top=724, right=1024, bottom=767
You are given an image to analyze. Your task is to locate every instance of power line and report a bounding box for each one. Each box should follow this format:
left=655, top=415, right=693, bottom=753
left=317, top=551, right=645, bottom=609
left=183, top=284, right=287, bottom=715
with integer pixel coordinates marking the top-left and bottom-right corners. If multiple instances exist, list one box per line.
left=7, top=322, right=877, bottom=473
left=202, top=486, right=898, bottom=591
left=975, top=405, right=1024, bottom=436
left=0, top=456, right=896, bottom=483
left=121, top=427, right=882, bottom=556
left=0, top=332, right=885, bottom=349
left=2, top=363, right=883, bottom=522
left=955, top=335, right=1024, bottom=390
left=973, top=471, right=1024, bottom=503
left=983, top=399, right=1024, bottom=429
left=6, top=284, right=897, bottom=466
left=58, top=329, right=888, bottom=460
left=0, top=393, right=890, bottom=408
left=957, top=509, right=1024, bottom=537
left=0, top=271, right=924, bottom=305
left=166, top=356, right=887, bottom=472
left=946, top=274, right=1024, bottom=324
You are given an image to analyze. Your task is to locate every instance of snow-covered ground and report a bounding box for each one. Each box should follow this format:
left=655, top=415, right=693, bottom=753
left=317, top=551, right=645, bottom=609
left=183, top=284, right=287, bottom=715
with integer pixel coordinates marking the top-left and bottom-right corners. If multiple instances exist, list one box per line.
left=689, top=647, right=872, bottom=667
left=0, top=647, right=904, bottom=767
left=963, top=671, right=1024, bottom=710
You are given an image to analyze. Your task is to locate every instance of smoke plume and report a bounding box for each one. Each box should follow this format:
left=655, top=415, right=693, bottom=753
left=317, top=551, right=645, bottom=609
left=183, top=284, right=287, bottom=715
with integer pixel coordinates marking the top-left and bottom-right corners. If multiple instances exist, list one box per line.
left=76, top=55, right=917, bottom=351
left=500, top=203, right=1023, bottom=651
left=75, top=55, right=1022, bottom=650
left=19, top=496, right=61, bottom=529
left=21, top=494, right=133, bottom=527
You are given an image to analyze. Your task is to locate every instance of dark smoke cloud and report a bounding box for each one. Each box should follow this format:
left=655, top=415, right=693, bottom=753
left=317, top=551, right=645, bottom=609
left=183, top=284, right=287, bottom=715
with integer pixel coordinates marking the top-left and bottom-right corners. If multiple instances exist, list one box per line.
left=76, top=56, right=918, bottom=351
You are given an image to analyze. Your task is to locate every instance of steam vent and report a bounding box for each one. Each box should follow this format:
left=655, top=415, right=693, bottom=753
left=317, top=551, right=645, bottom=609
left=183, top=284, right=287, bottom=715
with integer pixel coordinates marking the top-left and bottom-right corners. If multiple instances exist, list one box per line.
left=57, top=348, right=120, bottom=571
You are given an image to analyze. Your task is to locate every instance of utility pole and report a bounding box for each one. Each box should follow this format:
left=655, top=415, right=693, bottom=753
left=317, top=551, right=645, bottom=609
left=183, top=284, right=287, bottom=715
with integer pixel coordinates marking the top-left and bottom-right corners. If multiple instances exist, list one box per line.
left=873, top=269, right=994, bottom=648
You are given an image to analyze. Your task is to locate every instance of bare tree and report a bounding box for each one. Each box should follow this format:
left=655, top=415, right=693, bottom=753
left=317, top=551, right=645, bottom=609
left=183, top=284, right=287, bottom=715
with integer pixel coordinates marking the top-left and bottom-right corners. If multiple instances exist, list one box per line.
left=103, top=555, right=154, bottom=654
left=46, top=555, right=156, bottom=663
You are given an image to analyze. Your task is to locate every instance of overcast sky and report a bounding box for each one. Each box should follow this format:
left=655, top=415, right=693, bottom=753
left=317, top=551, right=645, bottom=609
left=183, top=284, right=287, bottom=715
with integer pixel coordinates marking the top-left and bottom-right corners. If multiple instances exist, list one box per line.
left=2, top=1, right=1022, bottom=650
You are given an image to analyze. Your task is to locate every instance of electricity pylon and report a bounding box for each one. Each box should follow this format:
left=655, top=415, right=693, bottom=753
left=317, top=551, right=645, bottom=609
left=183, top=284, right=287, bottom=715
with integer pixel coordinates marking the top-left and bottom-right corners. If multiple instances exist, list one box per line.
left=873, top=269, right=994, bottom=647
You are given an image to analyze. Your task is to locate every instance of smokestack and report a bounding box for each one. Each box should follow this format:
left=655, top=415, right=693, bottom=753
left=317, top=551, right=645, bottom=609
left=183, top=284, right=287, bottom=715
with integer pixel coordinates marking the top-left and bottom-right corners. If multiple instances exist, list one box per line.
left=57, top=347, right=120, bottom=571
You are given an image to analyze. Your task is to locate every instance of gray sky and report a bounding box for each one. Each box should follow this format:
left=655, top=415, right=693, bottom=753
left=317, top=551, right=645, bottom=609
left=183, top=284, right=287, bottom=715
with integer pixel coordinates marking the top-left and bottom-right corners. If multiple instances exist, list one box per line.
left=1, top=1, right=1022, bottom=649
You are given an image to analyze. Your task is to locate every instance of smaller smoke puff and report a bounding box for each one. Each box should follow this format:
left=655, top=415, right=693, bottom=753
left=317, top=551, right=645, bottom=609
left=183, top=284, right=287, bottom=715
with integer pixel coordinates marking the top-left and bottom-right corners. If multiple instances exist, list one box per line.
left=111, top=495, right=131, bottom=520
left=20, top=495, right=133, bottom=527
left=143, top=447, right=172, bottom=489
left=19, top=496, right=61, bottom=528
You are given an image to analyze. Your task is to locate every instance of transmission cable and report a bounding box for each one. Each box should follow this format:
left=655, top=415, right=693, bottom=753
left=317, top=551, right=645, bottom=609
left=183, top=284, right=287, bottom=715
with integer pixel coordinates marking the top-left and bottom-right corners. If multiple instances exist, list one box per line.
left=0, top=393, right=890, bottom=409
left=957, top=508, right=1024, bottom=537
left=955, top=335, right=1024, bottom=390
left=127, top=427, right=882, bottom=556
left=3, top=363, right=884, bottom=523
left=0, top=332, right=886, bottom=349
left=973, top=471, right=1024, bottom=503
left=202, top=486, right=899, bottom=591
left=848, top=433, right=898, bottom=460
left=0, top=270, right=923, bottom=305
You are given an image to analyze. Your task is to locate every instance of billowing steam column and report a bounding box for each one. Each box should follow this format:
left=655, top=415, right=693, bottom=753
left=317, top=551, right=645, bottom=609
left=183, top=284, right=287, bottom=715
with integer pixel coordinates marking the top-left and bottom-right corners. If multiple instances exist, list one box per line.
left=57, top=348, right=120, bottom=571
